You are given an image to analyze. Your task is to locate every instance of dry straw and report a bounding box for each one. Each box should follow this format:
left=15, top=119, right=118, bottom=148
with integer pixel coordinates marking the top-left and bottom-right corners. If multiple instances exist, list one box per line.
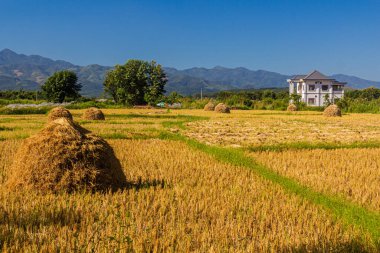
left=204, top=101, right=215, bottom=111
left=6, top=118, right=126, bottom=193
left=323, top=104, right=342, bottom=117
left=82, top=107, right=105, bottom=120
left=214, top=103, right=230, bottom=113
left=287, top=104, right=297, bottom=112
left=47, top=107, right=73, bottom=122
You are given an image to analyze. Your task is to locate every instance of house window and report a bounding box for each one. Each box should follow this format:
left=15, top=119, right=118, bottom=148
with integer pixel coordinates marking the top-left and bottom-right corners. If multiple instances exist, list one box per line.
left=308, top=98, right=315, bottom=105
left=322, top=85, right=329, bottom=91
left=333, top=85, right=342, bottom=91
left=308, top=85, right=315, bottom=91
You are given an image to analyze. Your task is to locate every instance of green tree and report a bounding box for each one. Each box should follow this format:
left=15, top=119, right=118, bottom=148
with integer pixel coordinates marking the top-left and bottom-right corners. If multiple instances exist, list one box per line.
left=144, top=61, right=167, bottom=105
left=323, top=94, right=331, bottom=106
left=103, top=65, right=125, bottom=103
left=42, top=70, right=81, bottom=103
left=103, top=59, right=167, bottom=105
left=360, top=87, right=380, bottom=100
left=166, top=91, right=182, bottom=104
left=263, top=90, right=276, bottom=99
left=289, top=93, right=301, bottom=105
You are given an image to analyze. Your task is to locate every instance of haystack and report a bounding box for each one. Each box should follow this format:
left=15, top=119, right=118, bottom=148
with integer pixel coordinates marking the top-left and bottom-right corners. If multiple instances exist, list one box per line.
left=214, top=103, right=230, bottom=113
left=48, top=107, right=73, bottom=122
left=82, top=107, right=105, bottom=120
left=6, top=118, right=126, bottom=192
left=323, top=104, right=342, bottom=117
left=287, top=104, right=298, bottom=112
left=204, top=101, right=215, bottom=111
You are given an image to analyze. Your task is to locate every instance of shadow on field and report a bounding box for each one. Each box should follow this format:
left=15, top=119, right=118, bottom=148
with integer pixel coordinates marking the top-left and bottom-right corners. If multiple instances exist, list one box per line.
left=126, top=177, right=168, bottom=191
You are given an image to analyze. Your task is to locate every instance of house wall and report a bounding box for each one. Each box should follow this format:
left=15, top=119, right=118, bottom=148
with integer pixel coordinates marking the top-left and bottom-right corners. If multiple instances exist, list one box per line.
left=288, top=80, right=344, bottom=106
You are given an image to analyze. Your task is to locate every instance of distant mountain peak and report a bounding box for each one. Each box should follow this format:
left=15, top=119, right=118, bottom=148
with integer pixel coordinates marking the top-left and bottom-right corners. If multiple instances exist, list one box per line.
left=0, top=48, right=19, bottom=59
left=0, top=49, right=21, bottom=65
left=0, top=49, right=379, bottom=96
left=0, top=48, right=16, bottom=54
left=213, top=65, right=227, bottom=70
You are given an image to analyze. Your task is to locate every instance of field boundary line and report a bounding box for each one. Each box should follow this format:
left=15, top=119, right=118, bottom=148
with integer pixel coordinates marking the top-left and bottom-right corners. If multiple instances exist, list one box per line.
left=158, top=131, right=380, bottom=247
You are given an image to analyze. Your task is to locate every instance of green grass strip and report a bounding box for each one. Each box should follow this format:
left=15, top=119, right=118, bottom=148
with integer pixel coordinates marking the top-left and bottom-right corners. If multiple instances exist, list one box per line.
left=248, top=141, right=380, bottom=152
left=100, top=132, right=155, bottom=140
left=159, top=131, right=380, bottom=248
left=0, top=126, right=15, bottom=131
left=161, top=120, right=188, bottom=130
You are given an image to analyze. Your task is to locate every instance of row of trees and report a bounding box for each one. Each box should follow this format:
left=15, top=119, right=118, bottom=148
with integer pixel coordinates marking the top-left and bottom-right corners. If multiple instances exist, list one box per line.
left=18, top=62, right=380, bottom=110
left=0, top=90, right=42, bottom=100
left=40, top=59, right=167, bottom=105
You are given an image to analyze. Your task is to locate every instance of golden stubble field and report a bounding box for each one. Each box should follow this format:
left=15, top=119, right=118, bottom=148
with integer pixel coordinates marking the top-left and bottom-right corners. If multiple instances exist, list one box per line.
left=250, top=148, right=380, bottom=212
left=0, top=109, right=379, bottom=252
left=184, top=111, right=380, bottom=147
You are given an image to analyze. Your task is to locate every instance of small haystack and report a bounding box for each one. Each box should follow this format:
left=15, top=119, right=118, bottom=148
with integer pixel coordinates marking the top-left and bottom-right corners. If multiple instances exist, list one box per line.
left=323, top=104, right=342, bottom=117
left=82, top=107, right=105, bottom=120
left=204, top=101, right=215, bottom=111
left=287, top=104, right=298, bottom=112
left=6, top=118, right=126, bottom=192
left=214, top=103, right=230, bottom=113
left=48, top=107, right=73, bottom=122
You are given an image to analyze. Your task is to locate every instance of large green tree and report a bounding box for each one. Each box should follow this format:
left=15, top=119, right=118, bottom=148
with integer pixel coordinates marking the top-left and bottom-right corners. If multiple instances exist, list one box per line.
left=144, top=61, right=167, bottom=105
left=104, top=59, right=167, bottom=105
left=42, top=70, right=81, bottom=103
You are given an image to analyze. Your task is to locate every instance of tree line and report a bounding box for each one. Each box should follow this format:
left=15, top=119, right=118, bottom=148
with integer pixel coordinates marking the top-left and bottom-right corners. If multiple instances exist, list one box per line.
left=39, top=59, right=167, bottom=105
left=4, top=59, right=380, bottom=113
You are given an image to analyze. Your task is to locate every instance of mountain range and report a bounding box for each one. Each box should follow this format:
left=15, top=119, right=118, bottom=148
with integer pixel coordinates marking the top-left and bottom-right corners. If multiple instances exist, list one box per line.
left=1, top=49, right=379, bottom=97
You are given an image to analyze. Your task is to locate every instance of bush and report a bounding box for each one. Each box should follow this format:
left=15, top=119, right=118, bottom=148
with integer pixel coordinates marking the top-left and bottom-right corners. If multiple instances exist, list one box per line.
left=0, top=99, right=46, bottom=106
left=0, top=107, right=51, bottom=115
left=179, top=98, right=212, bottom=109
left=65, top=101, right=123, bottom=109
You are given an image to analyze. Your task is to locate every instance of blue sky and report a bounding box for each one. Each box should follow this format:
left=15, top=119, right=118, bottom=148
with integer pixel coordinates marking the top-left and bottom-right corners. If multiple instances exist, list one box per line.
left=0, top=0, right=380, bottom=80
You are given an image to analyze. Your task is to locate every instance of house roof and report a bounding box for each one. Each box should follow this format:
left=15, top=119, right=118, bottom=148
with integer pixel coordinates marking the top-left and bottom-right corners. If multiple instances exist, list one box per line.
left=303, top=70, right=334, bottom=80
left=290, top=74, right=306, bottom=80
left=333, top=81, right=347, bottom=85
left=290, top=70, right=335, bottom=81
left=288, top=70, right=346, bottom=85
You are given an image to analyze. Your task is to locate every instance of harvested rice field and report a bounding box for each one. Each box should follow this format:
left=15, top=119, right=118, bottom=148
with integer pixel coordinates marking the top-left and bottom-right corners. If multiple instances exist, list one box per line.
left=249, top=148, right=380, bottom=212
left=0, top=109, right=379, bottom=252
left=184, top=111, right=380, bottom=147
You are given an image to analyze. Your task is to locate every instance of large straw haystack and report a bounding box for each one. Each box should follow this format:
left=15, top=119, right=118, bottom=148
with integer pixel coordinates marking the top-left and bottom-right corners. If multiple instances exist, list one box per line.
left=82, top=107, right=105, bottom=120
left=204, top=101, right=215, bottom=111
left=48, top=107, right=73, bottom=122
left=323, top=104, right=342, bottom=117
left=287, top=104, right=298, bottom=112
left=214, top=103, right=230, bottom=113
left=6, top=118, right=126, bottom=192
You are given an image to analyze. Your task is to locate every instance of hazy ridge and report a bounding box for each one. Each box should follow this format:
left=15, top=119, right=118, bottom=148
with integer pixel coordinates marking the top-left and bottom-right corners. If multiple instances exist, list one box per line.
left=1, top=49, right=379, bottom=97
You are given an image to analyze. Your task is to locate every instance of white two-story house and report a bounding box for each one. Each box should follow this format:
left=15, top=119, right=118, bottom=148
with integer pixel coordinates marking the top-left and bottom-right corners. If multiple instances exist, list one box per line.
left=287, top=70, right=346, bottom=106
